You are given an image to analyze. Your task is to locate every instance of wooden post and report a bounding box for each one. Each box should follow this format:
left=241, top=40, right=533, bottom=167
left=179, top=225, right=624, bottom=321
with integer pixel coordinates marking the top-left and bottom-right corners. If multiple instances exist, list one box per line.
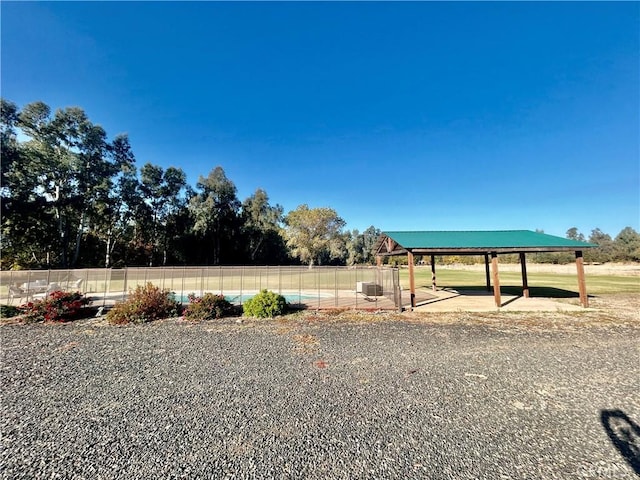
left=575, top=250, right=588, bottom=307
left=376, top=255, right=382, bottom=267
left=484, top=254, right=491, bottom=292
left=519, top=252, right=529, bottom=298
left=408, top=251, right=416, bottom=309
left=430, top=255, right=436, bottom=291
left=491, top=252, right=501, bottom=307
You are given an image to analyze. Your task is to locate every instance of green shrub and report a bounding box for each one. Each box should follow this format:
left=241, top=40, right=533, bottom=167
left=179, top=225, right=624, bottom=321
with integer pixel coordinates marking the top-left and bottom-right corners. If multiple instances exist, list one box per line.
left=242, top=289, right=288, bottom=318
left=19, top=291, right=90, bottom=323
left=183, top=293, right=234, bottom=321
left=0, top=305, right=21, bottom=318
left=107, top=283, right=181, bottom=325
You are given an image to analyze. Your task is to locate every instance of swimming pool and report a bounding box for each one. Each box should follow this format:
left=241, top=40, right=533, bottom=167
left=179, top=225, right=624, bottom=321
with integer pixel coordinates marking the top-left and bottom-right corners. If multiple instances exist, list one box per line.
left=177, top=291, right=332, bottom=304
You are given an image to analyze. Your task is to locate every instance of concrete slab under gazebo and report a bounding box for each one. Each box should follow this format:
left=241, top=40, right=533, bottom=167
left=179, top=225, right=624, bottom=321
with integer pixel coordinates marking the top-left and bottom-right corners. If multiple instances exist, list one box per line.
left=374, top=230, right=597, bottom=309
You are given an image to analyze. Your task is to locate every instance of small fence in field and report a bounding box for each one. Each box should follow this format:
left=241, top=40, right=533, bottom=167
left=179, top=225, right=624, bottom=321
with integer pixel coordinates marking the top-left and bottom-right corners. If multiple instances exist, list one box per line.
left=1, top=266, right=406, bottom=312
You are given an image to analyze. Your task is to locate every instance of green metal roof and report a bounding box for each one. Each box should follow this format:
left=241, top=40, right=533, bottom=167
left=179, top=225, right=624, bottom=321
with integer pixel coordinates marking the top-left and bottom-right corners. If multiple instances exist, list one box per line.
left=381, top=230, right=596, bottom=252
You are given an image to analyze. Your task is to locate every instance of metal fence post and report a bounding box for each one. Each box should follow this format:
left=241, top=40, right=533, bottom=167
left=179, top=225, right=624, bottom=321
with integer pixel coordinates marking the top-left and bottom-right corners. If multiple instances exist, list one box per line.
left=396, top=268, right=403, bottom=313
left=26, top=270, right=32, bottom=302
left=335, top=268, right=338, bottom=307
left=316, top=267, right=320, bottom=310
left=354, top=267, right=358, bottom=310
left=181, top=266, right=186, bottom=298
left=102, top=268, right=109, bottom=308
left=122, top=267, right=128, bottom=302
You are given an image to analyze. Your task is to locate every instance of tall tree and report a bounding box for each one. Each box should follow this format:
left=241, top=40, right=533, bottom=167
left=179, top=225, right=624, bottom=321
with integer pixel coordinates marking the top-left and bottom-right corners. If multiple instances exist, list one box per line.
left=566, top=227, right=585, bottom=242
left=586, top=228, right=614, bottom=263
left=189, top=166, right=240, bottom=265
left=0, top=99, right=53, bottom=267
left=345, top=226, right=381, bottom=265
left=284, top=204, right=346, bottom=267
left=613, top=227, right=640, bottom=262
left=139, top=163, right=187, bottom=266
left=92, top=134, right=140, bottom=267
left=5, top=101, right=120, bottom=267
left=240, top=188, right=287, bottom=263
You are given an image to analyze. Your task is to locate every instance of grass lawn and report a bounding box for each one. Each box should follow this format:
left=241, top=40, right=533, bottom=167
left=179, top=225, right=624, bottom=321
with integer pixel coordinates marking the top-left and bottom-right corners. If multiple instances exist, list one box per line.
left=400, top=267, right=640, bottom=296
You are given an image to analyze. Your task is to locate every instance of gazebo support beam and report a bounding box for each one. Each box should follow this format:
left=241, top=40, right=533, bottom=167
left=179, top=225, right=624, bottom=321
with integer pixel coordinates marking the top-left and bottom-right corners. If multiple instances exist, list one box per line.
left=575, top=250, right=588, bottom=307
left=408, top=251, right=416, bottom=309
left=484, top=254, right=491, bottom=291
left=520, top=252, right=529, bottom=298
left=431, top=255, right=436, bottom=291
left=491, top=252, right=501, bottom=307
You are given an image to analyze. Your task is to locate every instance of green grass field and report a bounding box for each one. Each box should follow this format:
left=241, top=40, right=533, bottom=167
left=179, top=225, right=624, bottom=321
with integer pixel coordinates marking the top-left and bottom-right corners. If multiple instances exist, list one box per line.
left=400, top=267, right=640, bottom=296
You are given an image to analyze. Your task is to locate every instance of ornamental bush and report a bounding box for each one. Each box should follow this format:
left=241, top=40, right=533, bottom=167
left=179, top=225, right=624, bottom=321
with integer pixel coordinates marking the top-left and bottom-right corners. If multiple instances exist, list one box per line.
left=242, top=289, right=288, bottom=318
left=0, top=305, right=21, bottom=318
left=19, top=291, right=90, bottom=323
left=183, top=293, right=235, bottom=321
left=107, top=283, right=181, bottom=325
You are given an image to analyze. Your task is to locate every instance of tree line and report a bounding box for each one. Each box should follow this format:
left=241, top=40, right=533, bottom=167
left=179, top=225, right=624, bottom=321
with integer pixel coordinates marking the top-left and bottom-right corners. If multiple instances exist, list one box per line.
left=1, top=99, right=380, bottom=269
left=2, top=99, right=638, bottom=270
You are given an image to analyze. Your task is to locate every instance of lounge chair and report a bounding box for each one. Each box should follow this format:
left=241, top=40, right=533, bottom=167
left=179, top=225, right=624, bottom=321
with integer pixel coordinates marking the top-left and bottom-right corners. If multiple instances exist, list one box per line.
left=71, top=278, right=83, bottom=291
left=33, top=283, right=62, bottom=300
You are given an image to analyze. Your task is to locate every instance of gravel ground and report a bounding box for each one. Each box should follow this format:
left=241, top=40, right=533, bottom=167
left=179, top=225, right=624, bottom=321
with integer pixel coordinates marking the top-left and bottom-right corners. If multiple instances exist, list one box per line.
left=1, top=295, right=639, bottom=480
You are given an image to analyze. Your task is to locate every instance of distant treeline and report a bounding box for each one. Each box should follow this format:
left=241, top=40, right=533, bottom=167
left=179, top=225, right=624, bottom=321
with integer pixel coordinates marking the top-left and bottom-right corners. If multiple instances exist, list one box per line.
left=1, top=99, right=379, bottom=269
left=2, top=99, right=638, bottom=269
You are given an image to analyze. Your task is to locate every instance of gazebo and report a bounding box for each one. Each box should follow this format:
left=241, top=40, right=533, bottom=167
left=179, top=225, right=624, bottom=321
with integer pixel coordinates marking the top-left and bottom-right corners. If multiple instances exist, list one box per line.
left=374, top=230, right=596, bottom=309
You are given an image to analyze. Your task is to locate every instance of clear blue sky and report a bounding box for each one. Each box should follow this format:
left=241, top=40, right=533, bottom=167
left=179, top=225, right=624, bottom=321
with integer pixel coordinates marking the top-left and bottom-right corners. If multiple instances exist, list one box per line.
left=2, top=2, right=638, bottom=238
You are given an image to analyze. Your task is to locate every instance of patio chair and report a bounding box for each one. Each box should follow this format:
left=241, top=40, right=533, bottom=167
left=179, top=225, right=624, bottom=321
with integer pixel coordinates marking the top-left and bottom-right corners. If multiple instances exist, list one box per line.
left=71, top=278, right=83, bottom=291
left=33, top=283, right=62, bottom=300
left=8, top=286, right=29, bottom=305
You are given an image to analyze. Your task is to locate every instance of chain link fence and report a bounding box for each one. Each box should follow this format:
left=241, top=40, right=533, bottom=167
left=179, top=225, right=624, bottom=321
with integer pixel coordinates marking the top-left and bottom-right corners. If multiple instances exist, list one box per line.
left=1, top=266, right=403, bottom=312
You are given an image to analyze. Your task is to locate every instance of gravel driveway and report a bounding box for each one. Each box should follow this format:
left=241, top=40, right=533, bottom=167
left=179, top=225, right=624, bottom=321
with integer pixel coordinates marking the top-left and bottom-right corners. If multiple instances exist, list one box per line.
left=2, top=301, right=639, bottom=479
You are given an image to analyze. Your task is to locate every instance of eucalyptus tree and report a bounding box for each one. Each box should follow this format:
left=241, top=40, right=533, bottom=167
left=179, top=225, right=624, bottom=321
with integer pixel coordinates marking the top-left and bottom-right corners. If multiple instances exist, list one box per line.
left=240, top=188, right=288, bottom=264
left=189, top=166, right=241, bottom=265
left=345, top=225, right=381, bottom=265
left=2, top=100, right=122, bottom=267
left=0, top=99, right=53, bottom=267
left=284, top=204, right=346, bottom=268
left=91, top=134, right=141, bottom=267
left=566, top=227, right=585, bottom=242
left=139, top=163, right=187, bottom=266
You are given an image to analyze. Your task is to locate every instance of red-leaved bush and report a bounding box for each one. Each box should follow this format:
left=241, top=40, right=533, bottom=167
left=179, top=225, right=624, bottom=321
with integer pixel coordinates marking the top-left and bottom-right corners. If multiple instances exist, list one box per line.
left=19, top=291, right=90, bottom=323
left=183, top=293, right=235, bottom=321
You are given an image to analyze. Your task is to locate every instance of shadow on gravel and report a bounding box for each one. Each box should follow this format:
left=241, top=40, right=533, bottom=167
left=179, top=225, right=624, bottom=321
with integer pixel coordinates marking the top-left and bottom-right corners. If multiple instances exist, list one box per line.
left=600, top=409, right=640, bottom=476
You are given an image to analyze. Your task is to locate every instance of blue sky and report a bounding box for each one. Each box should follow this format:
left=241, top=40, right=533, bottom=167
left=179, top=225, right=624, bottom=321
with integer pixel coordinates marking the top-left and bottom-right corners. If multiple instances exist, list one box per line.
left=2, top=2, right=638, bottom=238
